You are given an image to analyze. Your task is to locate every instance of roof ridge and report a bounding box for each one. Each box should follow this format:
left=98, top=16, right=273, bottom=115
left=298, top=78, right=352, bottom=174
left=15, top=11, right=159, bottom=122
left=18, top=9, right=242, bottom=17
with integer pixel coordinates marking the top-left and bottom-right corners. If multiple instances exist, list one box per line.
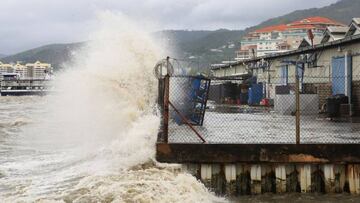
left=254, top=16, right=343, bottom=33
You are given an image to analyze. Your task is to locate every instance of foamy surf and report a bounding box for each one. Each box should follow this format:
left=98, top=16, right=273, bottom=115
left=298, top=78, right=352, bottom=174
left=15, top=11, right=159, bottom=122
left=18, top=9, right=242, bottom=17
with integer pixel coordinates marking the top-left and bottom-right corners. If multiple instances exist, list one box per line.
left=58, top=161, right=224, bottom=203
left=0, top=12, right=224, bottom=203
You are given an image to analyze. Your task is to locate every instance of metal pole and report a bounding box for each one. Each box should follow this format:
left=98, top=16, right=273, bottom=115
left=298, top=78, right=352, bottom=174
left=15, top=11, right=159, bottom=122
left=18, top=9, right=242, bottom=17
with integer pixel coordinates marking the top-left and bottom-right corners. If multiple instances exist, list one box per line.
left=169, top=101, right=206, bottom=143
left=163, top=74, right=170, bottom=143
left=162, top=57, right=171, bottom=143
left=345, top=51, right=353, bottom=117
left=157, top=76, right=164, bottom=142
left=295, top=63, right=301, bottom=144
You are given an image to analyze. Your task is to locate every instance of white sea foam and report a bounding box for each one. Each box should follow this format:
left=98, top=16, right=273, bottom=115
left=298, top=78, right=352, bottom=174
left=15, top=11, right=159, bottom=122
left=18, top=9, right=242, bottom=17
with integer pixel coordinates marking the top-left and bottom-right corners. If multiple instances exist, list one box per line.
left=0, top=12, right=223, bottom=203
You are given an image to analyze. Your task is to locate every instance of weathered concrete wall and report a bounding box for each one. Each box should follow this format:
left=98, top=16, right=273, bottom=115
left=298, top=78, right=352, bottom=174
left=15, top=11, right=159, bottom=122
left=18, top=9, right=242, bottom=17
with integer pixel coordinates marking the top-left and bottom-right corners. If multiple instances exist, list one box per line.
left=353, top=55, right=360, bottom=79
left=183, top=163, right=360, bottom=195
left=303, top=83, right=332, bottom=109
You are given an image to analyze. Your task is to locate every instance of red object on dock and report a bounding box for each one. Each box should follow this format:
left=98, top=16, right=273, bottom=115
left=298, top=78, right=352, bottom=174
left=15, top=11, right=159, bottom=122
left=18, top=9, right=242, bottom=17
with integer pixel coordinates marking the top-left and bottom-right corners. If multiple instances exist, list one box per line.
left=261, top=98, right=270, bottom=106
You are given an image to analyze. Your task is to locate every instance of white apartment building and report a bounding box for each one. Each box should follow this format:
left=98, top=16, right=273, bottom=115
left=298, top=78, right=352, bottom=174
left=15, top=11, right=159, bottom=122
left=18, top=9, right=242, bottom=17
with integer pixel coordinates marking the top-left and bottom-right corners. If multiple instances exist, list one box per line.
left=26, top=61, right=52, bottom=79
left=0, top=61, right=14, bottom=74
left=0, top=61, right=52, bottom=79
left=14, top=62, right=28, bottom=79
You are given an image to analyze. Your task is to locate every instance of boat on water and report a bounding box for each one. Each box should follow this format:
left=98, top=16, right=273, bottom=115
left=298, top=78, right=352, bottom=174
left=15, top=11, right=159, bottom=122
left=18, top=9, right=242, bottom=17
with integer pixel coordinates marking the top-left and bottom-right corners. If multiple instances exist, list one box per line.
left=0, top=73, right=52, bottom=96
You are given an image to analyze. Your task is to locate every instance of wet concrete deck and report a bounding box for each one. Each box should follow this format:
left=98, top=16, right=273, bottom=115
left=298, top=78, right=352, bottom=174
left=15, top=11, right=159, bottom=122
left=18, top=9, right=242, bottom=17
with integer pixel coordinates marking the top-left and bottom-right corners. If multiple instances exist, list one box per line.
left=168, top=107, right=360, bottom=144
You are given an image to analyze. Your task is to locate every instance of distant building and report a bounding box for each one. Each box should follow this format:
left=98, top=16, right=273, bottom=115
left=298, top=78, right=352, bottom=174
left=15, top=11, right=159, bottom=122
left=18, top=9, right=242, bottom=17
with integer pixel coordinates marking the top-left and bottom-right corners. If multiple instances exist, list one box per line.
left=26, top=61, right=52, bottom=79
left=236, top=16, right=344, bottom=60
left=14, top=62, right=28, bottom=78
left=0, top=61, right=14, bottom=74
left=0, top=61, right=52, bottom=80
left=235, top=45, right=257, bottom=61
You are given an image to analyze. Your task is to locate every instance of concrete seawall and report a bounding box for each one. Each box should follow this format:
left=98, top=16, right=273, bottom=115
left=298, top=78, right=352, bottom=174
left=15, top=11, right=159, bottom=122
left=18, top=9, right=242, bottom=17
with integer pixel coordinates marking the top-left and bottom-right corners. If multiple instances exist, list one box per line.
left=182, top=163, right=360, bottom=195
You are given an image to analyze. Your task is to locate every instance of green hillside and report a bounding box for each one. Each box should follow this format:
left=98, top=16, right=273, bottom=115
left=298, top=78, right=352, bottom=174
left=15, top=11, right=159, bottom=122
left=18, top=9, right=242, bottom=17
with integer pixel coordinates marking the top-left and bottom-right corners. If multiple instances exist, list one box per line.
left=1, top=43, right=84, bottom=70
left=158, top=29, right=245, bottom=67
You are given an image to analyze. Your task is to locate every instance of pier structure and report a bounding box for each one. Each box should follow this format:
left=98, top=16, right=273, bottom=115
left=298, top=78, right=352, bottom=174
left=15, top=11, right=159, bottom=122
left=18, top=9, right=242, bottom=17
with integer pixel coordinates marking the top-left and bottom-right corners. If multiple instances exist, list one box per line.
left=0, top=77, right=52, bottom=96
left=156, top=76, right=360, bottom=195
left=0, top=60, right=53, bottom=96
left=158, top=143, right=360, bottom=195
left=155, top=55, right=360, bottom=195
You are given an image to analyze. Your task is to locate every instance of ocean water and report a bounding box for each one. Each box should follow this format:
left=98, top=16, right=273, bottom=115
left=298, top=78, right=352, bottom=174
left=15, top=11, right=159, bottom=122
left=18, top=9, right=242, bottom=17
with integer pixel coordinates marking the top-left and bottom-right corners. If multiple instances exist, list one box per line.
left=0, top=12, right=222, bottom=203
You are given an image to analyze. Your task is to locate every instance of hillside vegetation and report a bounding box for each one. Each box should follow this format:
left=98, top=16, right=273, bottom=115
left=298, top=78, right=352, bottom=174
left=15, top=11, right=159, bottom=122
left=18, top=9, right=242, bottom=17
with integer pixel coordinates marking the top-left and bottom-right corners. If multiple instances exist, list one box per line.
left=1, top=43, right=84, bottom=70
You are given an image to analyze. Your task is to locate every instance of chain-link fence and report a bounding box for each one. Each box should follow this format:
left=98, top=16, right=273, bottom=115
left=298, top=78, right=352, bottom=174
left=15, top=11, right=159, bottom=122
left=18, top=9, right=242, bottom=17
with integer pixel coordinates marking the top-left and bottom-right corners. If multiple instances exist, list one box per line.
left=158, top=74, right=360, bottom=144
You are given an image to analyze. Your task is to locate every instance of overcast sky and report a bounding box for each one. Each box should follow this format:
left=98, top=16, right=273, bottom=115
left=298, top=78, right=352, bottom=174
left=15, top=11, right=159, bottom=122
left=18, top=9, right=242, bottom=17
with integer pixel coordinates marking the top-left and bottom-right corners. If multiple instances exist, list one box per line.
left=0, top=0, right=339, bottom=55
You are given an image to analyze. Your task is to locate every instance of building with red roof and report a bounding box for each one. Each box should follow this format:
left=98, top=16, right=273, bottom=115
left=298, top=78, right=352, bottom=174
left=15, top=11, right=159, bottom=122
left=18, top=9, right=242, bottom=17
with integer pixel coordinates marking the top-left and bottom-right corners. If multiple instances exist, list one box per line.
left=236, top=16, right=344, bottom=61
left=253, top=16, right=343, bottom=34
left=288, top=16, right=344, bottom=27
left=254, top=24, right=288, bottom=33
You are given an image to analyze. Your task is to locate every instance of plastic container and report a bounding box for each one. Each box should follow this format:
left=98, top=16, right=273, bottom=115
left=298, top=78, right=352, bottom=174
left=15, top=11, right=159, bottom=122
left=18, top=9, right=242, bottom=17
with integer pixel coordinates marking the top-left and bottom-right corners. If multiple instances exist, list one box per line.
left=248, top=83, right=263, bottom=105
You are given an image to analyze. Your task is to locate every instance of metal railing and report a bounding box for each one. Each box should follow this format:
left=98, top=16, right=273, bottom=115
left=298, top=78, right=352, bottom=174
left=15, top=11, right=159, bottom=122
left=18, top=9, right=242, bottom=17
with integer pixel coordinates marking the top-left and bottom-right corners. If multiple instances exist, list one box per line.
left=157, top=73, right=360, bottom=144
left=159, top=75, right=360, bottom=144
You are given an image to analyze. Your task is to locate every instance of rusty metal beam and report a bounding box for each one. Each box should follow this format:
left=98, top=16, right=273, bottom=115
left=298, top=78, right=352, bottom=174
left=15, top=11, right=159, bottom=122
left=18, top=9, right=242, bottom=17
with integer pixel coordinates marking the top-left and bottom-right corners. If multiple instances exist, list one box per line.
left=163, top=75, right=170, bottom=143
left=156, top=143, right=360, bottom=164
left=169, top=101, right=206, bottom=143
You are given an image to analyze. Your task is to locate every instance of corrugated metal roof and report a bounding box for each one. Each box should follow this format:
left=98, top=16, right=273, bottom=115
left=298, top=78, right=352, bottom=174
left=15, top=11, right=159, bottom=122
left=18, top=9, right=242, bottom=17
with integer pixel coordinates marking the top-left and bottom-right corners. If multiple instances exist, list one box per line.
left=327, top=26, right=349, bottom=33
left=353, top=18, right=360, bottom=25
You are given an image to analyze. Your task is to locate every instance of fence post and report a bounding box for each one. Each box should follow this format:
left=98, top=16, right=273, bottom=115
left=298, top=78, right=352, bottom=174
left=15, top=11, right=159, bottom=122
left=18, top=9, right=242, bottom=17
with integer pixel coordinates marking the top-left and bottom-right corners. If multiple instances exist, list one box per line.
left=163, top=74, right=170, bottom=143
left=295, top=63, right=301, bottom=144
left=157, top=77, right=164, bottom=142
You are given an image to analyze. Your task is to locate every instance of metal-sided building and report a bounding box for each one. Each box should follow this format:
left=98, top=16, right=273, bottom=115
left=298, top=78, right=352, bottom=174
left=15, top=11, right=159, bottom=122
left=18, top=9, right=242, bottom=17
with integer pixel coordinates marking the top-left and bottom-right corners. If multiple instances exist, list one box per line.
left=211, top=18, right=360, bottom=116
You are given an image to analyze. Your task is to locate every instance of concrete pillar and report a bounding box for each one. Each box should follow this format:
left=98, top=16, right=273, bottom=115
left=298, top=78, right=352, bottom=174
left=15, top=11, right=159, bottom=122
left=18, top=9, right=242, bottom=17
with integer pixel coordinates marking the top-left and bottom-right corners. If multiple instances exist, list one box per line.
left=300, top=164, right=312, bottom=193
left=201, top=164, right=212, bottom=189
left=275, top=165, right=287, bottom=193
left=225, top=164, right=237, bottom=196
left=323, top=164, right=335, bottom=193
left=348, top=164, right=360, bottom=194
left=251, top=165, right=261, bottom=194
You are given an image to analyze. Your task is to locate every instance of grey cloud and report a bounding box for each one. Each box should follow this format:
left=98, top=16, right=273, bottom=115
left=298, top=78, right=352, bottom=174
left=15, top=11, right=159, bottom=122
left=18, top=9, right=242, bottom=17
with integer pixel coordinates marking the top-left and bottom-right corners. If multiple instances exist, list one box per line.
left=0, top=0, right=338, bottom=54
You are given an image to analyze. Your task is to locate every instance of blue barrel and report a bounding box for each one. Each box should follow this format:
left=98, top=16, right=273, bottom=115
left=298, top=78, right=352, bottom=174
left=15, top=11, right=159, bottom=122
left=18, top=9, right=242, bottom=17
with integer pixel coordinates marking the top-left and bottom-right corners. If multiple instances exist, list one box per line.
left=248, top=83, right=263, bottom=105
left=190, top=78, right=201, bottom=99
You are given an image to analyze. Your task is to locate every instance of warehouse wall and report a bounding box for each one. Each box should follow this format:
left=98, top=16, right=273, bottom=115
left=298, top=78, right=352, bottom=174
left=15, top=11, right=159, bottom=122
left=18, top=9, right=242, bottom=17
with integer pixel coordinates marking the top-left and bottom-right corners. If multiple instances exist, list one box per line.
left=212, top=40, right=360, bottom=113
